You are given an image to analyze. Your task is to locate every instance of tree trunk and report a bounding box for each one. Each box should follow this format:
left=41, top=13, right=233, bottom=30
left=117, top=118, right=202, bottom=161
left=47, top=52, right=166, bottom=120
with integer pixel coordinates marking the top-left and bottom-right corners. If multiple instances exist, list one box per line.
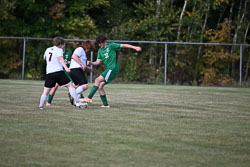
left=186, top=1, right=197, bottom=41
left=231, top=0, right=246, bottom=76
left=195, top=0, right=212, bottom=85
left=243, top=22, right=250, bottom=82
left=244, top=51, right=250, bottom=82
left=150, top=0, right=161, bottom=66
left=170, top=0, right=174, bottom=8
left=174, top=0, right=187, bottom=83
left=177, top=0, right=187, bottom=41
left=228, top=0, right=235, bottom=23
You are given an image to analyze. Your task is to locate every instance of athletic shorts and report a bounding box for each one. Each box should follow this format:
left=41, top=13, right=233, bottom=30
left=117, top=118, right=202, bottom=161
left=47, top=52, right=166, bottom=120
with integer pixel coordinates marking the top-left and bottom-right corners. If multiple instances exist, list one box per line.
left=69, top=68, right=88, bottom=86
left=101, top=68, right=119, bottom=84
left=64, top=70, right=74, bottom=83
left=45, top=71, right=70, bottom=88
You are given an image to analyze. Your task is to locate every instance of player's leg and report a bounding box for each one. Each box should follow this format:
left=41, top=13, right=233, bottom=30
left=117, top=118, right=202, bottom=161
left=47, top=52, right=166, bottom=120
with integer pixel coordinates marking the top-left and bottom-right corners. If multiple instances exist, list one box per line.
left=69, top=68, right=88, bottom=103
left=65, top=82, right=80, bottom=104
left=46, top=83, right=59, bottom=106
left=57, top=71, right=82, bottom=106
left=39, top=73, right=56, bottom=109
left=77, top=84, right=88, bottom=100
left=84, top=75, right=105, bottom=103
left=39, top=87, right=51, bottom=109
left=99, top=81, right=110, bottom=108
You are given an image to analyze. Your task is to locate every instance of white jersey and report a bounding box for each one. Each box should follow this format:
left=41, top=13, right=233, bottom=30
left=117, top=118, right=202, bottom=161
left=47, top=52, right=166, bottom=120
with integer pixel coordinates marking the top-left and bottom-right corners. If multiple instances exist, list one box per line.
left=43, top=46, right=64, bottom=74
left=70, top=47, right=87, bottom=69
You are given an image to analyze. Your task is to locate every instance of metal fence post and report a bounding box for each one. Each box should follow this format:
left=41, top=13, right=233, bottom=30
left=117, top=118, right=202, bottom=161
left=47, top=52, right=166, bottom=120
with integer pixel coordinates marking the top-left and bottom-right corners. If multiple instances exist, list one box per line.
left=164, top=43, right=168, bottom=85
left=90, top=51, right=93, bottom=83
left=22, top=38, right=26, bottom=80
left=239, top=45, right=243, bottom=87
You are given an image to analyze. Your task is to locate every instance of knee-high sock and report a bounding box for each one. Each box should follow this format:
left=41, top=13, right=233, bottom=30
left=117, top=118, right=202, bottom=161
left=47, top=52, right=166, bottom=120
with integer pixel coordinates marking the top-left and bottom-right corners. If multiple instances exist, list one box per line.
left=100, top=94, right=108, bottom=106
left=69, top=87, right=79, bottom=103
left=88, top=85, right=98, bottom=99
left=39, top=94, right=47, bottom=108
left=47, top=94, right=53, bottom=104
left=76, top=87, right=83, bottom=99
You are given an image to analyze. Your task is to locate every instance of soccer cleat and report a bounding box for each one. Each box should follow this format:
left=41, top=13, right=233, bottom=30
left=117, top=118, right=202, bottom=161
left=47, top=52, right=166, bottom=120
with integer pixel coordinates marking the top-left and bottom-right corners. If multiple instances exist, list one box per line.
left=46, top=103, right=51, bottom=107
left=83, top=97, right=92, bottom=103
left=39, top=107, right=44, bottom=110
left=101, top=105, right=110, bottom=109
left=68, top=93, right=74, bottom=105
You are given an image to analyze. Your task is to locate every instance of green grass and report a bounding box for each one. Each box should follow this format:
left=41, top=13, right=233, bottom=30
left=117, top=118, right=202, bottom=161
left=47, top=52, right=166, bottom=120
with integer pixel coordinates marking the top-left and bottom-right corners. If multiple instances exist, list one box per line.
left=0, top=79, right=250, bottom=167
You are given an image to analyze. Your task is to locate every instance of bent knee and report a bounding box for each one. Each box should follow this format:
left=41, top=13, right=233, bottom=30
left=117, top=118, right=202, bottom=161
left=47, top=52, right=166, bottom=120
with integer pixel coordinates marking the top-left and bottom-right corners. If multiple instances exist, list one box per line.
left=81, top=84, right=88, bottom=90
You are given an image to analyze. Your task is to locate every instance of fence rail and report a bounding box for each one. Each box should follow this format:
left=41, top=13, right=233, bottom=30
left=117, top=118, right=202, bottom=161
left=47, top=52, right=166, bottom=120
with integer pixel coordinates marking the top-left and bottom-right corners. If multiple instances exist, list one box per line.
left=1, top=36, right=250, bottom=86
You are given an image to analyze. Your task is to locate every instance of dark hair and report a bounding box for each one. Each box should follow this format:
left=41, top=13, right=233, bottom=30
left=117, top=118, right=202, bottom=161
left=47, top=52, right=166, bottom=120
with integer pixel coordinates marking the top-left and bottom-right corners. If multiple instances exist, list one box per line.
left=53, top=37, right=64, bottom=46
left=96, top=34, right=107, bottom=44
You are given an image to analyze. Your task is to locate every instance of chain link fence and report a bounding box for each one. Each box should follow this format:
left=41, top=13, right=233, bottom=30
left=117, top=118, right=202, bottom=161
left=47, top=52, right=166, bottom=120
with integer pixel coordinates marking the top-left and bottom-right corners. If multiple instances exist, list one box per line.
left=0, top=36, right=250, bottom=87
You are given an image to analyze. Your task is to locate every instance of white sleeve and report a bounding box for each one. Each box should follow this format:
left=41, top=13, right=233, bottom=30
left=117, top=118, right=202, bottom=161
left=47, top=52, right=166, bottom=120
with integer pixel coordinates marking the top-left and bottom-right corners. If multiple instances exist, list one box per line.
left=73, top=47, right=83, bottom=57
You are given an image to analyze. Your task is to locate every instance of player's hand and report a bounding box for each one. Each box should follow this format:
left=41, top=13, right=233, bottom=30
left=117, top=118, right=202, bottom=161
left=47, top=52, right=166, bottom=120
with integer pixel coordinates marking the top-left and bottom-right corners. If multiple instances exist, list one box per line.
left=88, top=67, right=93, bottom=72
left=135, top=46, right=142, bottom=52
left=65, top=67, right=70, bottom=73
left=81, top=64, right=86, bottom=70
left=87, top=61, right=92, bottom=66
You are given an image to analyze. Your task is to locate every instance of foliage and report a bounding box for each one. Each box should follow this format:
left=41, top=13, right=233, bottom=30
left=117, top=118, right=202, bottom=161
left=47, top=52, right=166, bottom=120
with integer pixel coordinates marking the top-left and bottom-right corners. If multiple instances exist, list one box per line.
left=0, top=0, right=249, bottom=85
left=0, top=40, right=22, bottom=78
left=201, top=19, right=239, bottom=86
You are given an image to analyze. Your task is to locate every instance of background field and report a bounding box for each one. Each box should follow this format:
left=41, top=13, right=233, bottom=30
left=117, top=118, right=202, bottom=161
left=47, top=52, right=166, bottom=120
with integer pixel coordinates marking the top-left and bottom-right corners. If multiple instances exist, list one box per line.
left=0, top=79, right=250, bottom=167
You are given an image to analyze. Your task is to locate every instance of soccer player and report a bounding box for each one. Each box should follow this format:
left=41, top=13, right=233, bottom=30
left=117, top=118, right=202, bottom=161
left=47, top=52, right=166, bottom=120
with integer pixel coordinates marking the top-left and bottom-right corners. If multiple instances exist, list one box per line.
left=46, top=45, right=73, bottom=107
left=68, top=41, right=94, bottom=104
left=39, top=37, right=83, bottom=109
left=83, top=34, right=142, bottom=108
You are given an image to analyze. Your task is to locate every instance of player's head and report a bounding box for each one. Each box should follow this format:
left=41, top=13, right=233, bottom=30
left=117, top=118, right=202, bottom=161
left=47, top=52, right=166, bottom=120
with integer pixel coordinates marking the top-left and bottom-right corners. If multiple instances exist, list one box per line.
left=53, top=37, right=65, bottom=47
left=82, top=40, right=94, bottom=52
left=96, top=34, right=107, bottom=48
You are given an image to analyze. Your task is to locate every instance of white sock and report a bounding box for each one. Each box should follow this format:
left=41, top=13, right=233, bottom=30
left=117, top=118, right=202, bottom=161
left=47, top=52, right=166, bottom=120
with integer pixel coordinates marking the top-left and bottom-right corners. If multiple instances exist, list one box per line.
left=69, top=87, right=79, bottom=103
left=39, top=94, right=47, bottom=108
left=76, top=87, right=83, bottom=99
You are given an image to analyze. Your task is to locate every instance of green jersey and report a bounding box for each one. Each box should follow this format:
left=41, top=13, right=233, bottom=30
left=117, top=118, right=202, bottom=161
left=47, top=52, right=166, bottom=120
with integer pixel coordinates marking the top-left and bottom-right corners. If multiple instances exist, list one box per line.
left=63, top=48, right=72, bottom=67
left=97, top=43, right=121, bottom=70
left=62, top=48, right=74, bottom=83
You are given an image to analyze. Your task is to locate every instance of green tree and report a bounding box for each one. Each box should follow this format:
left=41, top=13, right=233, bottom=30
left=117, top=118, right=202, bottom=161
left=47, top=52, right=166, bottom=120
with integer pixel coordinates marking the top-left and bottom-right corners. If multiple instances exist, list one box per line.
left=0, top=0, right=109, bottom=78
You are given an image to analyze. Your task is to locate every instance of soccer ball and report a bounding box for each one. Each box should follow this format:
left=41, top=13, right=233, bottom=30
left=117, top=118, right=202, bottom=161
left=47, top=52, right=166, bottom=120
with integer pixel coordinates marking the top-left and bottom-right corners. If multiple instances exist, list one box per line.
left=78, top=101, right=88, bottom=109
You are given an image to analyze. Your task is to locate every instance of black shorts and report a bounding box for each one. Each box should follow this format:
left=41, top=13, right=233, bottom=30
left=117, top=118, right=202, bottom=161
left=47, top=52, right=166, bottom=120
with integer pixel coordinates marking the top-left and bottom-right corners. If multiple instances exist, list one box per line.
left=69, top=68, right=88, bottom=86
left=45, top=71, right=71, bottom=88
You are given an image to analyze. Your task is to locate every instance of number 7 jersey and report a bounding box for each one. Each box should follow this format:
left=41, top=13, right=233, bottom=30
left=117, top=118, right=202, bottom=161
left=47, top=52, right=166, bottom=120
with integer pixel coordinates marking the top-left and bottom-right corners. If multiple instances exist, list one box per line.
left=43, top=46, right=64, bottom=74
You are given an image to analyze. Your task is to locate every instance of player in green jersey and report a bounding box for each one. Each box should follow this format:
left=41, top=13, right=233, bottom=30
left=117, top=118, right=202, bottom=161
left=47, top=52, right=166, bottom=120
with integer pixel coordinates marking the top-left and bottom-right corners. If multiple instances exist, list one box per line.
left=84, top=34, right=142, bottom=108
left=46, top=45, right=74, bottom=107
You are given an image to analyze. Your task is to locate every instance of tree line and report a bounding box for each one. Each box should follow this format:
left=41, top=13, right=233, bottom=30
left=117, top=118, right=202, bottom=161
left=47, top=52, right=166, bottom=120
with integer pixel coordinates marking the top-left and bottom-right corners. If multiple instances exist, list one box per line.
left=0, top=0, right=250, bottom=86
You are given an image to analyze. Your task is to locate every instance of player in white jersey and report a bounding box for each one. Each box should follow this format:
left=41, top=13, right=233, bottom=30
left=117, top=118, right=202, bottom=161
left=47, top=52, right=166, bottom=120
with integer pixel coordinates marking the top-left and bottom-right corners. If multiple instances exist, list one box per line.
left=39, top=37, right=84, bottom=109
left=69, top=41, right=93, bottom=102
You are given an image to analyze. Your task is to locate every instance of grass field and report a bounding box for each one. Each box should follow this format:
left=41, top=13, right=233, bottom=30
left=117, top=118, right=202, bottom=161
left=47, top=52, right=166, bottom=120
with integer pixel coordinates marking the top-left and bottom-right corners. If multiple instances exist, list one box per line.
left=0, top=79, right=250, bottom=167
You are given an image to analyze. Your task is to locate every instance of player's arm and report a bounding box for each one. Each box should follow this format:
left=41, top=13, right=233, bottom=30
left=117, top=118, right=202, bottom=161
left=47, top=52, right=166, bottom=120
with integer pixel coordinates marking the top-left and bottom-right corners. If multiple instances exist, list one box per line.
left=59, top=56, right=70, bottom=73
left=85, top=66, right=92, bottom=72
left=72, top=53, right=86, bottom=70
left=88, top=60, right=101, bottom=66
left=67, top=51, right=72, bottom=65
left=121, top=44, right=142, bottom=52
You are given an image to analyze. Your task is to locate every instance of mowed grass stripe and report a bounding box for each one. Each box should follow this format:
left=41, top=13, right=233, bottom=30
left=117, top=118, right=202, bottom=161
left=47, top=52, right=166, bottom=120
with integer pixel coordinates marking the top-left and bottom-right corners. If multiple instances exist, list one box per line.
left=0, top=79, right=250, bottom=167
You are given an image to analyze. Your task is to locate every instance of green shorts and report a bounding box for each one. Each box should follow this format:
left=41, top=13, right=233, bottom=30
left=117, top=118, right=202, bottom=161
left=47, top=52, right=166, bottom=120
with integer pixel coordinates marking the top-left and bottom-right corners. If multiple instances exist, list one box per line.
left=101, top=68, right=118, bottom=84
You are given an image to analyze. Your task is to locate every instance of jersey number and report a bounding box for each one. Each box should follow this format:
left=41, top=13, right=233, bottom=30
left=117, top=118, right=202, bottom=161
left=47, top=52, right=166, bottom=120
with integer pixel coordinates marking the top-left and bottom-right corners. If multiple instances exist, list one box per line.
left=49, top=52, right=53, bottom=61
